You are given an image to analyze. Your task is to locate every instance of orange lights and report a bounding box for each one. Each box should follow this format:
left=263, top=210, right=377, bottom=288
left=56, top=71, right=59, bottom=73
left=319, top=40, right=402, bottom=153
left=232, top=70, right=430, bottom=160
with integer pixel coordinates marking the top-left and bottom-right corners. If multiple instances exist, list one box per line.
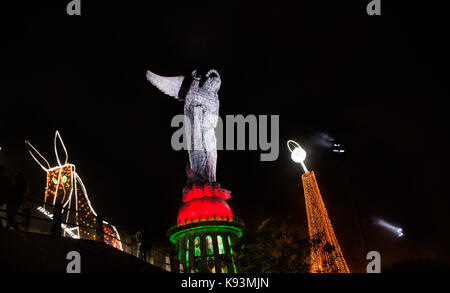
left=301, top=171, right=350, bottom=273
left=27, top=131, right=123, bottom=251
left=44, top=165, right=75, bottom=206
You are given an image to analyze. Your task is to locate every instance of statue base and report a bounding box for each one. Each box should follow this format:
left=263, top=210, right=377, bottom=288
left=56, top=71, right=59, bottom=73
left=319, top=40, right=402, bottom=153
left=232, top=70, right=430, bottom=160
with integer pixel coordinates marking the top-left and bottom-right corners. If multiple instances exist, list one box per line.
left=167, top=182, right=244, bottom=273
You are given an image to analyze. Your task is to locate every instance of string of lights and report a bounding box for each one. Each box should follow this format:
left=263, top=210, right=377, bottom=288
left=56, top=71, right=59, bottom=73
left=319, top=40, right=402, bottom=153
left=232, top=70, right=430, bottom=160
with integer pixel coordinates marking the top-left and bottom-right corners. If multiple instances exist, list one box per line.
left=26, top=131, right=122, bottom=250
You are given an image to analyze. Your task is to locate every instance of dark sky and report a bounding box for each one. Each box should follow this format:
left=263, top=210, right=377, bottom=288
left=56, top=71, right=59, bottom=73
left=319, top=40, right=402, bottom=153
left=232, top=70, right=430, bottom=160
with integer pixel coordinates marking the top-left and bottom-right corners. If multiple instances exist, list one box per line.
left=1, top=1, right=449, bottom=272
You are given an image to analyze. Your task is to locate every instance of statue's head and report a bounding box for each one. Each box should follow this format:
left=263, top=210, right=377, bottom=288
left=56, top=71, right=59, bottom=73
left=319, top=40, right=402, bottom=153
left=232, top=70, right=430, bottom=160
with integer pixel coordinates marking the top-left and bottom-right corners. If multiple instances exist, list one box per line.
left=200, top=69, right=221, bottom=93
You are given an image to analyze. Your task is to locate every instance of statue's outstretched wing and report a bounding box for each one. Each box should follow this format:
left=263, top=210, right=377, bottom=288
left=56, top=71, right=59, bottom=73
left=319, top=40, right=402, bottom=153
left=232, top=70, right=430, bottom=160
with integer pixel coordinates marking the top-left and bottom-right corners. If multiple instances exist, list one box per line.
left=146, top=70, right=185, bottom=100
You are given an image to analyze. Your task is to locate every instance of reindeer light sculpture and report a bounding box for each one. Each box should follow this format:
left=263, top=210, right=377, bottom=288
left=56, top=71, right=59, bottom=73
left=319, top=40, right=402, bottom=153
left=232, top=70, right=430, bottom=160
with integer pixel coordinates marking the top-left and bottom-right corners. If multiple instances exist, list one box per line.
left=26, top=131, right=122, bottom=250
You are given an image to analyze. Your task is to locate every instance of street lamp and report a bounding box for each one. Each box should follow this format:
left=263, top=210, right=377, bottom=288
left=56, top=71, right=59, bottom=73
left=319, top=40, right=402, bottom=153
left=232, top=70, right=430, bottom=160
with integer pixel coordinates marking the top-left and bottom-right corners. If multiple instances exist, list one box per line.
left=332, top=140, right=369, bottom=255
left=286, top=139, right=351, bottom=273
left=287, top=140, right=308, bottom=173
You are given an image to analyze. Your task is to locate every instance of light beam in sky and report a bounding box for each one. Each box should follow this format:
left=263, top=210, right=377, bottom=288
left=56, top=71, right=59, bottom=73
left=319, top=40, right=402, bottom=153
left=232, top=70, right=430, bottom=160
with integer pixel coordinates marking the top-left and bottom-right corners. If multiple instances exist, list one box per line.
left=376, top=219, right=404, bottom=237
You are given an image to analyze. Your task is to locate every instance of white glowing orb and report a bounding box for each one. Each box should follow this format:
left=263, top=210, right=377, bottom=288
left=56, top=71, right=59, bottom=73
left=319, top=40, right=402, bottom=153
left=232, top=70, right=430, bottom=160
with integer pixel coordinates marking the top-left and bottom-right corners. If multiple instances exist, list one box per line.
left=291, top=147, right=307, bottom=163
left=287, top=140, right=309, bottom=172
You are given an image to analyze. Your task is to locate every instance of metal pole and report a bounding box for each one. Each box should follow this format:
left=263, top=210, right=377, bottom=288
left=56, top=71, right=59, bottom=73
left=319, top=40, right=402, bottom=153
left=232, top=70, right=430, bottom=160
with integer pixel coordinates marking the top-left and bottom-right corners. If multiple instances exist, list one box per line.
left=339, top=156, right=369, bottom=255
left=51, top=203, right=62, bottom=238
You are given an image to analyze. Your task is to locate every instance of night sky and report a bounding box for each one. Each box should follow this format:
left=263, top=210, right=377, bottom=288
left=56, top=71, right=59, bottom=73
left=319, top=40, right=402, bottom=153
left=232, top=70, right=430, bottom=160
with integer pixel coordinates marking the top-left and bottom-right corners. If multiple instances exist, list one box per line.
left=1, top=1, right=449, bottom=272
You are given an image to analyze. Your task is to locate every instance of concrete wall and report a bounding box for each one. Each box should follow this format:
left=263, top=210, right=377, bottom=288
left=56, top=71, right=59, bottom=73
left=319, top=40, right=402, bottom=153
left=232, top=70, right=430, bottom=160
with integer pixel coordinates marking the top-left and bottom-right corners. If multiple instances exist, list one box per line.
left=0, top=230, right=167, bottom=273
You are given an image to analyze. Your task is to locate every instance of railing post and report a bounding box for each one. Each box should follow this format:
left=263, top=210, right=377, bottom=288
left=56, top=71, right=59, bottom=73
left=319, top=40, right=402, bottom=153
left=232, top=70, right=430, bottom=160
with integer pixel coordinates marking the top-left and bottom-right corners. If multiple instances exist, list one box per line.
left=165, top=255, right=171, bottom=272
left=149, top=249, right=154, bottom=265
left=51, top=204, right=62, bottom=238
left=96, top=215, right=104, bottom=244
left=172, top=254, right=179, bottom=272
left=130, top=235, right=135, bottom=256
left=24, top=208, right=31, bottom=232
left=124, top=231, right=130, bottom=254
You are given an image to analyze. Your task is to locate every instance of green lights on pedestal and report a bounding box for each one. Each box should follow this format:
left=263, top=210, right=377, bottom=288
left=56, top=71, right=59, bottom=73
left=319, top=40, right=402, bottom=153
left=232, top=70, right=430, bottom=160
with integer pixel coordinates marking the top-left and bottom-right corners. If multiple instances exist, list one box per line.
left=167, top=195, right=244, bottom=274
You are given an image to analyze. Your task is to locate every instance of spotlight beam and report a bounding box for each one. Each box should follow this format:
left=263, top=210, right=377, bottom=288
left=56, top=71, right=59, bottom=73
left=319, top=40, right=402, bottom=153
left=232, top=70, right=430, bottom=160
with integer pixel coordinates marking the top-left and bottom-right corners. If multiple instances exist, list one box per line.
left=377, top=219, right=404, bottom=237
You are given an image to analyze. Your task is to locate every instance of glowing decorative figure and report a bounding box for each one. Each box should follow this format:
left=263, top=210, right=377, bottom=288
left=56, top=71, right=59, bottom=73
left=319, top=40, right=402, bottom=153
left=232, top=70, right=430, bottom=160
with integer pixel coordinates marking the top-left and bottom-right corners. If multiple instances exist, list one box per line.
left=26, top=131, right=122, bottom=250
left=146, top=69, right=221, bottom=183
left=288, top=140, right=350, bottom=273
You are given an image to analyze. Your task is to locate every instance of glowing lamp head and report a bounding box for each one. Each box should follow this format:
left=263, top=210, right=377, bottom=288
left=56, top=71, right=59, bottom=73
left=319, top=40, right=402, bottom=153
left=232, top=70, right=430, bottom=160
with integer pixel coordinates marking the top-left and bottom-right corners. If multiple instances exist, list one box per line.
left=291, top=146, right=306, bottom=163
left=287, top=140, right=309, bottom=172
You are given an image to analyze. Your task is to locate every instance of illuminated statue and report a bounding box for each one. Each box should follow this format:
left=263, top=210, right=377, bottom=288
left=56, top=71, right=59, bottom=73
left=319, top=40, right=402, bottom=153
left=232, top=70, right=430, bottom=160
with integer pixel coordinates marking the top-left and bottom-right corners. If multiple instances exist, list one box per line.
left=25, top=131, right=122, bottom=250
left=151, top=69, right=245, bottom=273
left=146, top=69, right=221, bottom=183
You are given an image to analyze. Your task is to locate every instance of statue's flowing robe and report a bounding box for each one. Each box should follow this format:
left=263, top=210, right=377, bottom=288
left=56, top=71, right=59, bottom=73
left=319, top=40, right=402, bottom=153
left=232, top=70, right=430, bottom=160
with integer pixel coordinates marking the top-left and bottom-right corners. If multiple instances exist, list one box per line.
left=184, top=79, right=219, bottom=182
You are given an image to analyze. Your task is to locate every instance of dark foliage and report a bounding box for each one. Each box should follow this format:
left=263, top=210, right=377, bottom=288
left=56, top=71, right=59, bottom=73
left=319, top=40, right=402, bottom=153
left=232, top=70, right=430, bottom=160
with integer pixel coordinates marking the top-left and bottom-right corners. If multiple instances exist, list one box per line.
left=235, top=217, right=310, bottom=273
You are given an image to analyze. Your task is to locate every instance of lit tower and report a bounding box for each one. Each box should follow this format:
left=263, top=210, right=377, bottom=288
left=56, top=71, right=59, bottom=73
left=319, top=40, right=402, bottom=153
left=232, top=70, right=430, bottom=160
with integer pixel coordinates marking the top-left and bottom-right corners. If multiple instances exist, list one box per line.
left=167, top=183, right=244, bottom=273
left=287, top=140, right=350, bottom=273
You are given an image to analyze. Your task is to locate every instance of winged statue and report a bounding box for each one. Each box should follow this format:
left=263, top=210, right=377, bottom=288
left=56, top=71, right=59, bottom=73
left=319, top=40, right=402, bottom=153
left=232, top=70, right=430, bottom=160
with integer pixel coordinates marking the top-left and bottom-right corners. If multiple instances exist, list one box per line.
left=146, top=69, right=221, bottom=184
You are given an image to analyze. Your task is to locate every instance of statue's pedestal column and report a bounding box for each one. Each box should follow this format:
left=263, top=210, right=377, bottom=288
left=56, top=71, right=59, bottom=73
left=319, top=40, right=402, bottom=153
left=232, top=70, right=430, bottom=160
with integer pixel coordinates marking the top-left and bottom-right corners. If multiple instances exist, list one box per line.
left=167, top=183, right=244, bottom=273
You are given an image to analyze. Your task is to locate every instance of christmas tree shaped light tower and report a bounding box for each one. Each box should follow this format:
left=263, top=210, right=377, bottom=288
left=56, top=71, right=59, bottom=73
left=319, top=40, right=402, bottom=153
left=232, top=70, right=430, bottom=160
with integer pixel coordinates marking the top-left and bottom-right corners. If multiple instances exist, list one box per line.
left=287, top=140, right=350, bottom=273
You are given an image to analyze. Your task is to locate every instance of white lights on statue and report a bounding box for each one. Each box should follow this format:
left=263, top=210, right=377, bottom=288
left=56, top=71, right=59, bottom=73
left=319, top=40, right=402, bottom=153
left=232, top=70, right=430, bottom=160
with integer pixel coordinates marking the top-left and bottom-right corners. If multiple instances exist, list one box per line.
left=287, top=140, right=308, bottom=173
left=146, top=68, right=221, bottom=182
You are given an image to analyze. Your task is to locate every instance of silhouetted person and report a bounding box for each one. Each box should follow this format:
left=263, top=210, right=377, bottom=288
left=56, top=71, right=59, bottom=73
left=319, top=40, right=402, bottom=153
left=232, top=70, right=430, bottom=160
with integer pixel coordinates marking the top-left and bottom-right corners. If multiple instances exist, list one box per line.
left=0, top=166, right=10, bottom=204
left=6, top=172, right=28, bottom=231
left=136, top=229, right=149, bottom=261
left=0, top=166, right=11, bottom=230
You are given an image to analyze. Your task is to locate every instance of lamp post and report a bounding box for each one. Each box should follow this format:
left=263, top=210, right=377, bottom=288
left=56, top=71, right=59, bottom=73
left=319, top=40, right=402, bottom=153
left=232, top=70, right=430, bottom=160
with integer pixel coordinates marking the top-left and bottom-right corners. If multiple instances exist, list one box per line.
left=332, top=141, right=369, bottom=255
left=287, top=140, right=308, bottom=173
left=287, top=139, right=350, bottom=273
